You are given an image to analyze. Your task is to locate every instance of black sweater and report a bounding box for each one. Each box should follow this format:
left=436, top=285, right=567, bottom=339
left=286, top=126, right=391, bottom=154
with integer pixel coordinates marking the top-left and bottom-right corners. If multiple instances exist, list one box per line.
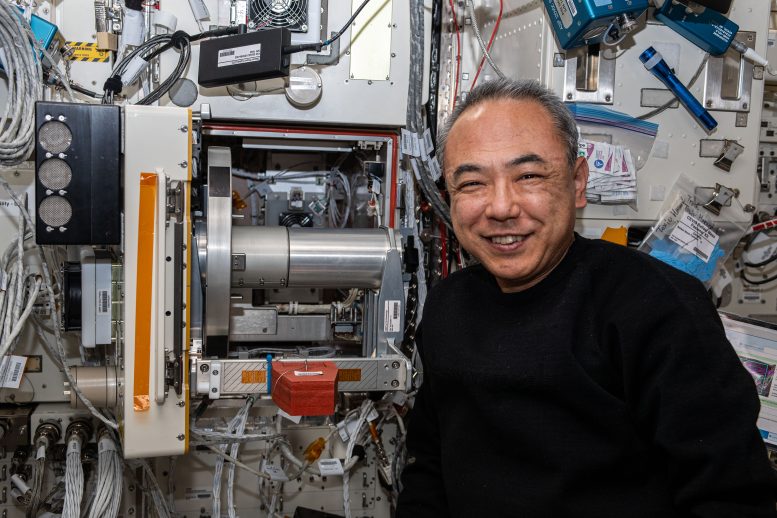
left=397, top=236, right=777, bottom=517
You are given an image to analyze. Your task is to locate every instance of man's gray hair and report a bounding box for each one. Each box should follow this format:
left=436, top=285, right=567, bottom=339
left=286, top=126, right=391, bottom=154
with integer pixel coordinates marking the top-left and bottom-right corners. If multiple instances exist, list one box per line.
left=438, top=78, right=579, bottom=171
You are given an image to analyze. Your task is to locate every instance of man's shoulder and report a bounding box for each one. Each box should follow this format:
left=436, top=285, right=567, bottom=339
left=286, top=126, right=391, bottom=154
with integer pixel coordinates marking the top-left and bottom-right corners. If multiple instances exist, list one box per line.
left=577, top=236, right=707, bottom=290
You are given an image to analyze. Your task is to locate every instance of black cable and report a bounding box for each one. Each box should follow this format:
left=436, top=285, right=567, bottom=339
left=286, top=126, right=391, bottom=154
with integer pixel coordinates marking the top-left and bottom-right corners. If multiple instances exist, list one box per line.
left=103, top=26, right=238, bottom=105
left=744, top=253, right=777, bottom=268
left=324, top=0, right=372, bottom=46
left=284, top=0, right=373, bottom=55
left=67, top=82, right=101, bottom=98
left=741, top=270, right=777, bottom=286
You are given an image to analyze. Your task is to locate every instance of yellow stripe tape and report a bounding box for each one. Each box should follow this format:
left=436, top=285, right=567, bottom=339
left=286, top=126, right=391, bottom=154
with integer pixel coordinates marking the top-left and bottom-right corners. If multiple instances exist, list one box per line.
left=133, top=172, right=157, bottom=412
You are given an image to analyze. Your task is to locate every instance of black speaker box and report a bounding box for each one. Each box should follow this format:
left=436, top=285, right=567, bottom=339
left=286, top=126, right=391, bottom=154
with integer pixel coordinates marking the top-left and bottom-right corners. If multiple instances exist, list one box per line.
left=35, top=102, right=121, bottom=245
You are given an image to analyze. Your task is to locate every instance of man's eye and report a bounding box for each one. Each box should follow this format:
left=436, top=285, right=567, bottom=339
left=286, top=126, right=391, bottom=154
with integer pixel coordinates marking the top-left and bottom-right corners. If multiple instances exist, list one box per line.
left=518, top=173, right=540, bottom=181
left=457, top=181, right=482, bottom=190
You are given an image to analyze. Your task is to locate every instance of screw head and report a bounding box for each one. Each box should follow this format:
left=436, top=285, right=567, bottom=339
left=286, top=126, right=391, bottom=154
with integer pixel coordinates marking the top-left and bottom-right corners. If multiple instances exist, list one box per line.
left=391, top=380, right=400, bottom=388
left=200, top=364, right=209, bottom=373
left=211, top=388, right=217, bottom=393
left=212, top=369, right=219, bottom=375
left=177, top=434, right=185, bottom=441
left=391, top=361, right=400, bottom=369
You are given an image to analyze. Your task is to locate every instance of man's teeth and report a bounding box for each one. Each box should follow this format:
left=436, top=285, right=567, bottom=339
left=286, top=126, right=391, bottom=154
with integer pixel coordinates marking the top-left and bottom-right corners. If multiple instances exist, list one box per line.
left=490, top=235, right=525, bottom=245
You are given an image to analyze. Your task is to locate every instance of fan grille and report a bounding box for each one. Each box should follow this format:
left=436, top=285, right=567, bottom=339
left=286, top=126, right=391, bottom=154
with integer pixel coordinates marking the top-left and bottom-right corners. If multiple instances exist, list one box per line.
left=38, top=121, right=73, bottom=154
left=249, top=0, right=309, bottom=31
left=38, top=159, right=73, bottom=190
left=39, top=196, right=73, bottom=228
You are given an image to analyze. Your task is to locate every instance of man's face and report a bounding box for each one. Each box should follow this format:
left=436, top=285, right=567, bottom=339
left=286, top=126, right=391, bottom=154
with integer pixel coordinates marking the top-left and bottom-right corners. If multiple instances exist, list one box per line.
left=443, top=98, right=588, bottom=292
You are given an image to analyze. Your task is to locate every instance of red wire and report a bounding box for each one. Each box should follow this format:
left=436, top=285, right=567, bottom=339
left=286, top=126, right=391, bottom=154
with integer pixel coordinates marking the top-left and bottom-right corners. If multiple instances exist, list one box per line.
left=448, top=0, right=462, bottom=109
left=471, top=0, right=504, bottom=89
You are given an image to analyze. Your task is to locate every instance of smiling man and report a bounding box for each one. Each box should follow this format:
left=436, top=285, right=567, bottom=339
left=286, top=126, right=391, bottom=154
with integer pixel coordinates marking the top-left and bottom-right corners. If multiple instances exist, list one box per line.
left=396, top=79, right=777, bottom=517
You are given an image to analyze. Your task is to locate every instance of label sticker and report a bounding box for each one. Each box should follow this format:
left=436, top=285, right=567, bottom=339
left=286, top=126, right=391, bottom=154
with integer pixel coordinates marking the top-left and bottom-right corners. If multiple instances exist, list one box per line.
left=0, top=356, right=26, bottom=389
left=36, top=445, right=45, bottom=460
left=67, top=440, right=81, bottom=455
left=410, top=132, right=421, bottom=158
left=294, top=370, right=323, bottom=376
left=422, top=128, right=434, bottom=157
left=241, top=370, right=266, bottom=384
left=97, top=289, right=110, bottom=315
left=0, top=199, right=19, bottom=215
left=66, top=42, right=111, bottom=62
left=384, top=300, right=401, bottom=333
left=551, top=0, right=574, bottom=28
left=401, top=129, right=413, bottom=157
left=184, top=488, right=212, bottom=500
left=218, top=43, right=262, bottom=68
left=262, top=461, right=289, bottom=481
left=668, top=212, right=720, bottom=263
left=338, top=368, right=361, bottom=382
left=428, top=157, right=442, bottom=182
left=318, top=458, right=344, bottom=476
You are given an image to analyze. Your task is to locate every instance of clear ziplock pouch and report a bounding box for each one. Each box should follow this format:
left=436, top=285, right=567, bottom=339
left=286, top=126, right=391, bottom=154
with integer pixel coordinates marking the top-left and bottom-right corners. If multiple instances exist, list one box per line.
left=637, top=174, right=749, bottom=288
left=569, top=103, right=658, bottom=170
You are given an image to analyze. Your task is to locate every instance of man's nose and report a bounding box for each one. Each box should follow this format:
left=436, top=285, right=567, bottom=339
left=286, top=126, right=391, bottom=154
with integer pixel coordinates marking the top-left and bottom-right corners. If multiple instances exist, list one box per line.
left=484, top=182, right=520, bottom=221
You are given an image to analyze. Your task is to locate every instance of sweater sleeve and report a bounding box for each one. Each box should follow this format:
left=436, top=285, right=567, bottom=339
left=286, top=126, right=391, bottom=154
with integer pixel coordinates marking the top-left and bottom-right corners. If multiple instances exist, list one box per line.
left=616, top=271, right=777, bottom=516
left=396, top=328, right=450, bottom=517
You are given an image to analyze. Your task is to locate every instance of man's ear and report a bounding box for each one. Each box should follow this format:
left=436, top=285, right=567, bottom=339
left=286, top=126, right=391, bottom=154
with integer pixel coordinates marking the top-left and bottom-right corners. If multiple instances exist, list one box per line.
left=572, top=156, right=588, bottom=209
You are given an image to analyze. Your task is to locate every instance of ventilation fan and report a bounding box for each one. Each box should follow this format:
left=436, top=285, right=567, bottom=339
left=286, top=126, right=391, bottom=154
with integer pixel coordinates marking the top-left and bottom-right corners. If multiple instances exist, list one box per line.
left=249, top=0, right=309, bottom=32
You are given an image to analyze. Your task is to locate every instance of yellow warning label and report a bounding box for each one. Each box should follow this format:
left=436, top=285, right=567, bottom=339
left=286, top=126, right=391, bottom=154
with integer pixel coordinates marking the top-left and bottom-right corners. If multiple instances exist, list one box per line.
left=242, top=370, right=266, bottom=384
left=338, top=369, right=362, bottom=382
left=66, top=42, right=110, bottom=62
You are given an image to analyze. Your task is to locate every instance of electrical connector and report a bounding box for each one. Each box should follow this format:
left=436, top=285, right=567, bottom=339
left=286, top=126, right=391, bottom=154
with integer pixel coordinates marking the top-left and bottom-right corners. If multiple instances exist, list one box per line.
left=303, top=437, right=326, bottom=463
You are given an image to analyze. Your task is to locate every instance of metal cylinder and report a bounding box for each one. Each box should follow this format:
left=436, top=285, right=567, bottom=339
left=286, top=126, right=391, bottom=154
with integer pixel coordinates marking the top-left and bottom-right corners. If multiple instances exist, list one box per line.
left=231, top=227, right=399, bottom=289
left=65, top=366, right=118, bottom=410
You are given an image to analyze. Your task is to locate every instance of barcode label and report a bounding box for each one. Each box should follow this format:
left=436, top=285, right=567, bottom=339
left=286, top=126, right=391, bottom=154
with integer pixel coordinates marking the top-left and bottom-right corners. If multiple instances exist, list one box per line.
left=10, top=362, right=21, bottom=383
left=384, top=300, right=401, bottom=333
left=97, top=289, right=110, bottom=315
left=0, top=356, right=26, bottom=389
left=217, top=43, right=262, bottom=67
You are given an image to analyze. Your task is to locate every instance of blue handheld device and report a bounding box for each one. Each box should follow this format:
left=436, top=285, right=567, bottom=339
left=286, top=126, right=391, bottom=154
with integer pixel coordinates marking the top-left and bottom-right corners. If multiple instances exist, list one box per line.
left=543, top=0, right=649, bottom=50
left=639, top=47, right=717, bottom=132
left=654, top=0, right=738, bottom=56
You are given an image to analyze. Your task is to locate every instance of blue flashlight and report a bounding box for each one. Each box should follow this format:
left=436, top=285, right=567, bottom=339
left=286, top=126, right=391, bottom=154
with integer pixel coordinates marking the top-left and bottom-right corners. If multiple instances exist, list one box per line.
left=639, top=47, right=717, bottom=132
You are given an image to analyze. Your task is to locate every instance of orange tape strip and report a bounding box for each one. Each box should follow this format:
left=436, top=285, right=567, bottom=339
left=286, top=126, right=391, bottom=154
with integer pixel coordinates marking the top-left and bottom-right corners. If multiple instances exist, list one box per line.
left=133, top=173, right=157, bottom=412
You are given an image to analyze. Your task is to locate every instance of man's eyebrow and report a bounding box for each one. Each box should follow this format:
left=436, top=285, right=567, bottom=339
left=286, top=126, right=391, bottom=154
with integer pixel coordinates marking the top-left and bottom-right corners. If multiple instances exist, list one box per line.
left=449, top=153, right=547, bottom=180
left=450, top=163, right=482, bottom=180
left=506, top=153, right=546, bottom=168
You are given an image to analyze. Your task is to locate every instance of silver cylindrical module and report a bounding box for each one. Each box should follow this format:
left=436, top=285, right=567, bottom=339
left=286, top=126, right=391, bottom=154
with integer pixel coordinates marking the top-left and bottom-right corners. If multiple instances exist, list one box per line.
left=232, top=226, right=289, bottom=288
left=231, top=227, right=399, bottom=288
left=65, top=366, right=118, bottom=409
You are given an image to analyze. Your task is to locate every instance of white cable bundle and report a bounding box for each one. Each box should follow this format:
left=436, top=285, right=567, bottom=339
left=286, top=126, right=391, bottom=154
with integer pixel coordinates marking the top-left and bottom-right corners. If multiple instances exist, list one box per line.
left=227, top=398, right=254, bottom=518
left=342, top=400, right=375, bottom=518
left=212, top=397, right=254, bottom=518
left=62, top=435, right=84, bottom=518
left=88, top=433, right=122, bottom=518
left=0, top=2, right=42, bottom=165
left=0, top=193, right=41, bottom=359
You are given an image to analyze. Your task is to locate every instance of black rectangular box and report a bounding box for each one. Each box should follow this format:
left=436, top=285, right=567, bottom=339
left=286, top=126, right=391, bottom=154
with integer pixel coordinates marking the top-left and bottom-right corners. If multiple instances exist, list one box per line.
left=35, top=102, right=122, bottom=245
left=198, top=28, right=291, bottom=88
